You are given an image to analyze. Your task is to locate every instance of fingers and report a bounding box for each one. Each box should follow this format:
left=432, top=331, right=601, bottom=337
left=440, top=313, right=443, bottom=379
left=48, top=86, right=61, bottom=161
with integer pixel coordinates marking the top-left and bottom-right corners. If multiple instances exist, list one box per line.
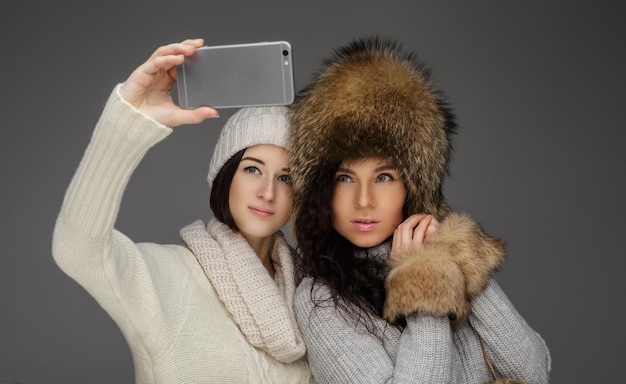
left=179, top=38, right=204, bottom=47
left=121, top=38, right=214, bottom=124
left=424, top=218, right=440, bottom=242
left=394, top=214, right=424, bottom=248
left=391, top=214, right=439, bottom=259
left=140, top=40, right=203, bottom=77
left=149, top=39, right=204, bottom=60
left=167, top=106, right=219, bottom=127
left=412, top=215, right=433, bottom=244
left=129, top=39, right=204, bottom=83
left=391, top=214, right=425, bottom=256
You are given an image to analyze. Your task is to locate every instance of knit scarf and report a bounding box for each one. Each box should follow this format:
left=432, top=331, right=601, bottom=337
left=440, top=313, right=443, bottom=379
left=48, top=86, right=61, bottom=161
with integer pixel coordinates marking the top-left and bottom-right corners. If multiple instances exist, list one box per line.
left=180, top=219, right=306, bottom=363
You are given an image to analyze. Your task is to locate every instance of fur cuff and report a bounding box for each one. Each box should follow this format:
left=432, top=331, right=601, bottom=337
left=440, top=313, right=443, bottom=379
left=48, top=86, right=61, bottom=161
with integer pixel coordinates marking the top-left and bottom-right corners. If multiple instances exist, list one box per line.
left=383, top=212, right=505, bottom=326
left=383, top=242, right=468, bottom=325
left=435, top=213, right=506, bottom=296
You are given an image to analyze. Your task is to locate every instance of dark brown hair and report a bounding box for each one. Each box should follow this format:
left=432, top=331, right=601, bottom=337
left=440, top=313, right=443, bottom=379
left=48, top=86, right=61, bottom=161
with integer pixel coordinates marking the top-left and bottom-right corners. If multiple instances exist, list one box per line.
left=294, top=159, right=406, bottom=327
left=209, top=148, right=246, bottom=231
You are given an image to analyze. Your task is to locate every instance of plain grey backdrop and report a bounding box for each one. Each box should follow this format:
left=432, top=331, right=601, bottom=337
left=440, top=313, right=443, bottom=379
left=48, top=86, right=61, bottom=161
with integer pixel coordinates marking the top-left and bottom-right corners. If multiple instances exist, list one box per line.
left=1, top=1, right=624, bottom=383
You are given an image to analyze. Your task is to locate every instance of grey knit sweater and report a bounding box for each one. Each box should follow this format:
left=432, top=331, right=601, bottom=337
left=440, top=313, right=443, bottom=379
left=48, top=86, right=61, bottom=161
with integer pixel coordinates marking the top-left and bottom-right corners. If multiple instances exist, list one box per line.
left=294, top=243, right=551, bottom=383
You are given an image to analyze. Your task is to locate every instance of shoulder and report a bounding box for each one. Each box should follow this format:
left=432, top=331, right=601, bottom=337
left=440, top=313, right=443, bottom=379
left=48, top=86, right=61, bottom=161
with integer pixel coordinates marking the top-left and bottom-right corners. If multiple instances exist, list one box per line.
left=295, top=276, right=314, bottom=302
left=296, top=276, right=330, bottom=297
left=295, top=277, right=335, bottom=314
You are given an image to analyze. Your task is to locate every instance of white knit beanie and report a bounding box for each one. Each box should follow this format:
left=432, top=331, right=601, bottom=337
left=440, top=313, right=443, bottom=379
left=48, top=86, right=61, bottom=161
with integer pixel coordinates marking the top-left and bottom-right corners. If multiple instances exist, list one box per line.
left=207, top=106, right=290, bottom=189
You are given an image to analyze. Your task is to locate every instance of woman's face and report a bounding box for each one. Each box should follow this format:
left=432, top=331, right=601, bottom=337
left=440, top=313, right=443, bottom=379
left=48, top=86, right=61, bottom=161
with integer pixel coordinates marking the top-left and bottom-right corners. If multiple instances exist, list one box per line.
left=229, top=144, right=292, bottom=243
left=332, top=157, right=407, bottom=248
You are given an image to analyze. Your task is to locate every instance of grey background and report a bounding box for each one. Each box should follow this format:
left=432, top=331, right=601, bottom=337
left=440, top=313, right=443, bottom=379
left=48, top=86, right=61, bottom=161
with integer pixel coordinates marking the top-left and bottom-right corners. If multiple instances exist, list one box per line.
left=1, top=1, right=624, bottom=383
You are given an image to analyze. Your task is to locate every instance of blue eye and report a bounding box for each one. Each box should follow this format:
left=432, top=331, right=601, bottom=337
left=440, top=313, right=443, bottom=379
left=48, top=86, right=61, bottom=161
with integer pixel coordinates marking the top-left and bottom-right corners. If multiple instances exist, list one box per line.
left=336, top=175, right=353, bottom=183
left=244, top=166, right=261, bottom=175
left=376, top=174, right=394, bottom=182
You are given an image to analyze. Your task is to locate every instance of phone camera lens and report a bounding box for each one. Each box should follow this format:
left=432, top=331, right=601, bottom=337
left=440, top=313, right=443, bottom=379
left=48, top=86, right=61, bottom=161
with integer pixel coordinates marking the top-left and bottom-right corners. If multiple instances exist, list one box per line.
left=282, top=50, right=289, bottom=56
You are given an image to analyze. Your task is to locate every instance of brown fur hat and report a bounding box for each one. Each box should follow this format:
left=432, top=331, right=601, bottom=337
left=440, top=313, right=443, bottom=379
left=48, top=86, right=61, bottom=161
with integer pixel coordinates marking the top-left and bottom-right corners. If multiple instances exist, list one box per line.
left=289, top=37, right=456, bottom=227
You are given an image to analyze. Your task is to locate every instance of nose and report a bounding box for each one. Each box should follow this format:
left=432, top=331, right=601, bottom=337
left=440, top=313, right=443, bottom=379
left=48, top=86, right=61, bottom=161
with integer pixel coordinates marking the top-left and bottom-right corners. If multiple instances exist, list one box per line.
left=355, top=183, right=374, bottom=208
left=257, top=178, right=276, bottom=202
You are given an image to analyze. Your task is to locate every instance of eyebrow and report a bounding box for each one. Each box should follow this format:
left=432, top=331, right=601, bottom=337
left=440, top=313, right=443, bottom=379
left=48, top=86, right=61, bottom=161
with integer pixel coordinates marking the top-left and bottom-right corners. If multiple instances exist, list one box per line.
left=336, top=164, right=396, bottom=174
left=241, top=157, right=290, bottom=172
left=241, top=156, right=264, bottom=165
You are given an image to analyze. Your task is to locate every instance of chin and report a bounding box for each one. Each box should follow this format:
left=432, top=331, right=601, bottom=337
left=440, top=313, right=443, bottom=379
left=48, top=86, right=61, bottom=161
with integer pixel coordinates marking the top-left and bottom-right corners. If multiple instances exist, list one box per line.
left=349, top=236, right=385, bottom=249
left=238, top=223, right=276, bottom=238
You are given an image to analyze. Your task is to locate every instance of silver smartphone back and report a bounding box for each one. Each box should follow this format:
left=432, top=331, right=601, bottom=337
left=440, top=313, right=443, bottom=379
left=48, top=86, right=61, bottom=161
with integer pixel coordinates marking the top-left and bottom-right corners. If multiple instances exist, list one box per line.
left=176, top=41, right=294, bottom=109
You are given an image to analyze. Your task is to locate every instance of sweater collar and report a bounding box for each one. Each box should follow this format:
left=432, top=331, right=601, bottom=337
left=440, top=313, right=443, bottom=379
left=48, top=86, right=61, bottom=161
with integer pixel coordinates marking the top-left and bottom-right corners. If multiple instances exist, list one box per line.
left=353, top=240, right=392, bottom=266
left=180, top=219, right=306, bottom=363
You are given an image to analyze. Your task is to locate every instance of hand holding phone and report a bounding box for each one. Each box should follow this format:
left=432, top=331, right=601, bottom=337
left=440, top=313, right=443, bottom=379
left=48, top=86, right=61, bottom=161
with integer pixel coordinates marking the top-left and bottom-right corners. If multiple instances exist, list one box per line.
left=120, top=39, right=219, bottom=127
left=176, top=41, right=295, bottom=109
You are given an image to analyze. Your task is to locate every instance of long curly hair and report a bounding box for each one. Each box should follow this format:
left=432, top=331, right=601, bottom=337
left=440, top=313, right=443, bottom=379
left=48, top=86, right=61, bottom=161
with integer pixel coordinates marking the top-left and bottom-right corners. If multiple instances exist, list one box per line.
left=294, top=159, right=403, bottom=326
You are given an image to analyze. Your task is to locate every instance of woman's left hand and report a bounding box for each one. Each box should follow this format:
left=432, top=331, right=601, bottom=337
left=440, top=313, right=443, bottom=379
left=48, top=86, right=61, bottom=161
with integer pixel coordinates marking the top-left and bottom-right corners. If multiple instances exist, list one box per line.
left=390, top=214, right=439, bottom=260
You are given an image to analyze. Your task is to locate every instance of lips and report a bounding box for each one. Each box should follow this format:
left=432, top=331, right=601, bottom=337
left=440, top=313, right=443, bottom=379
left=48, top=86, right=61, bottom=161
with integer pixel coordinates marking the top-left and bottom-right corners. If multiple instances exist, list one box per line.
left=249, top=206, right=274, bottom=217
left=351, top=217, right=379, bottom=231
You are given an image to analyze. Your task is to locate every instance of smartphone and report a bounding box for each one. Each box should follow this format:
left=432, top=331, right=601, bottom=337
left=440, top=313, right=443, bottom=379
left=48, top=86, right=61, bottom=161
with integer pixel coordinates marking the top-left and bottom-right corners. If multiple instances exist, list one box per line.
left=176, top=41, right=295, bottom=109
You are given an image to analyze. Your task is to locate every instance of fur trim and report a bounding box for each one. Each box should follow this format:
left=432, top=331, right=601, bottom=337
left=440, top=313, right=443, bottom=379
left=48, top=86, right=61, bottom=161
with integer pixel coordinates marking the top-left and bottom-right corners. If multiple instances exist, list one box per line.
left=383, top=213, right=505, bottom=326
left=485, top=380, right=525, bottom=384
left=384, top=241, right=468, bottom=325
left=435, top=213, right=506, bottom=296
left=289, top=37, right=456, bottom=234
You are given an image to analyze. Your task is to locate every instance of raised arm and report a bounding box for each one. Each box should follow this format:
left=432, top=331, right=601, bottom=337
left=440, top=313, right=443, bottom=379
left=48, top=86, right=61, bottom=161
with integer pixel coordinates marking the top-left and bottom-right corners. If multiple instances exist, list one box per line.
left=51, top=39, right=217, bottom=313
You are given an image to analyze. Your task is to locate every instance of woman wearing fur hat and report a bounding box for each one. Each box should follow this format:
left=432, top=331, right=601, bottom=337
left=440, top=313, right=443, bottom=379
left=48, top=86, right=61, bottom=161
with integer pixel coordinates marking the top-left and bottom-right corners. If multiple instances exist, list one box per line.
left=52, top=39, right=313, bottom=383
left=290, top=38, right=551, bottom=383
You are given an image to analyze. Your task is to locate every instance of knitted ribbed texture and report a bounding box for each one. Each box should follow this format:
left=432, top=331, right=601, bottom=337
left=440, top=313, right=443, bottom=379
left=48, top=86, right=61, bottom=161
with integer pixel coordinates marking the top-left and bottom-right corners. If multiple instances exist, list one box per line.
left=52, top=86, right=314, bottom=383
left=294, top=243, right=551, bottom=383
left=207, top=106, right=290, bottom=188
left=180, top=219, right=306, bottom=363
left=468, top=281, right=552, bottom=382
left=60, top=84, right=172, bottom=239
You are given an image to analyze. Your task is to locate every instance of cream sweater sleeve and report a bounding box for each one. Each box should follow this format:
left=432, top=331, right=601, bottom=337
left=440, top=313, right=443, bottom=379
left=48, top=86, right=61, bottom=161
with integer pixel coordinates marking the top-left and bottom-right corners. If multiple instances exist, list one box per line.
left=54, top=85, right=171, bottom=240
left=51, top=84, right=175, bottom=343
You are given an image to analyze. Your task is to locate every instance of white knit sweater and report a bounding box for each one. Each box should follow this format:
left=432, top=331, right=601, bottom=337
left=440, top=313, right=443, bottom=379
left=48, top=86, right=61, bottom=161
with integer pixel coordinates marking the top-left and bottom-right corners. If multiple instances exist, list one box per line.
left=52, top=85, right=314, bottom=384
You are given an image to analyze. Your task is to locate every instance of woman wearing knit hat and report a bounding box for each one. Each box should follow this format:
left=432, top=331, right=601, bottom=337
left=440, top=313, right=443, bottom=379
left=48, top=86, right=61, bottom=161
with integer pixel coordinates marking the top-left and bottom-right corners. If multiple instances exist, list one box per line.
left=290, top=38, right=551, bottom=383
left=52, top=39, right=313, bottom=383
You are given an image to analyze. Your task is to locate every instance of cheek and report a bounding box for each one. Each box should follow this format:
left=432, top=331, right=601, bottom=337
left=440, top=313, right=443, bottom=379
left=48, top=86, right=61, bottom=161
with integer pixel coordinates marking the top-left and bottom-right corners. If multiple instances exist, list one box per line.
left=228, top=176, right=252, bottom=214
left=228, top=181, right=240, bottom=206
left=387, top=188, right=406, bottom=225
left=331, top=194, right=344, bottom=221
left=391, top=203, right=404, bottom=225
left=332, top=186, right=349, bottom=212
